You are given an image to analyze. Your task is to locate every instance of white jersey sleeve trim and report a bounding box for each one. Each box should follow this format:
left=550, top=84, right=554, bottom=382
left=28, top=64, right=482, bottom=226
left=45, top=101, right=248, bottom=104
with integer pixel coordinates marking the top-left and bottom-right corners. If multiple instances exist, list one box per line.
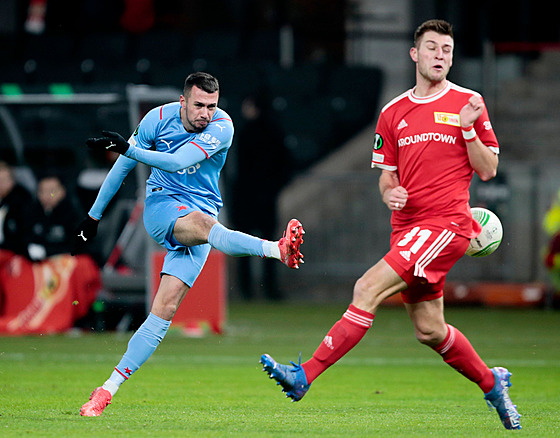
left=371, top=163, right=397, bottom=171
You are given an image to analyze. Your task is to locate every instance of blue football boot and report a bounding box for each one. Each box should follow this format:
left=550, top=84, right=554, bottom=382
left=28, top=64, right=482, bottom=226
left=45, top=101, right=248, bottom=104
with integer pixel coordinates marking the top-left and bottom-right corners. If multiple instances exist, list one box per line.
left=484, top=367, right=522, bottom=430
left=260, top=353, right=311, bottom=401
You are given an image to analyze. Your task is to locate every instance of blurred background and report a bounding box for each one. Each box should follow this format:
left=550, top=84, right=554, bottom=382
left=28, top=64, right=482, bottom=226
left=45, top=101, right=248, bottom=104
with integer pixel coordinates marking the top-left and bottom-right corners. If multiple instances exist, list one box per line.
left=1, top=0, right=559, bottom=329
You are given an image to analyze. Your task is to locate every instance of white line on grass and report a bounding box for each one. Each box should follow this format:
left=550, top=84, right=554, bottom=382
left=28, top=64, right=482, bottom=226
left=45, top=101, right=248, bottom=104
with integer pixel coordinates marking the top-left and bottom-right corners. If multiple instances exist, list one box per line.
left=1, top=352, right=557, bottom=368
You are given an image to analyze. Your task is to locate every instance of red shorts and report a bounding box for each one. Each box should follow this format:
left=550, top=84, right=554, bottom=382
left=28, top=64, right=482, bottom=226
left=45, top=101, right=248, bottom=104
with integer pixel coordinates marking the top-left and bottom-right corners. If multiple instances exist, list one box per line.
left=383, top=224, right=469, bottom=304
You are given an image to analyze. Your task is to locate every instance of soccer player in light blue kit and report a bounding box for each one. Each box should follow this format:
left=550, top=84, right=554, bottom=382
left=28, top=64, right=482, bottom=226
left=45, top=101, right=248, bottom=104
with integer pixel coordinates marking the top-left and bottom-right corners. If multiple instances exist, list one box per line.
left=76, top=72, right=304, bottom=416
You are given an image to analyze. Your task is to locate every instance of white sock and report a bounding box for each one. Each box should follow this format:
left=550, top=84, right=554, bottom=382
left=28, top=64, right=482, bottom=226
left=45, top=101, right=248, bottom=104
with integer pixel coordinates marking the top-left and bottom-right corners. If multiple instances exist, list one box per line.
left=262, top=241, right=281, bottom=259
left=102, top=379, right=121, bottom=397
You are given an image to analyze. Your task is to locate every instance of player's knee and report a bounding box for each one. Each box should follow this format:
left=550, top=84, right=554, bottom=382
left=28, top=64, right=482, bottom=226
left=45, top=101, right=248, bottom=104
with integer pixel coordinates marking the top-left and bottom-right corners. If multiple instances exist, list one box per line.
left=152, top=299, right=179, bottom=320
left=175, top=211, right=217, bottom=244
left=413, top=325, right=445, bottom=346
left=151, top=281, right=188, bottom=320
left=164, top=300, right=182, bottom=319
left=189, top=211, right=217, bottom=234
left=352, top=276, right=381, bottom=311
left=414, top=330, right=438, bottom=346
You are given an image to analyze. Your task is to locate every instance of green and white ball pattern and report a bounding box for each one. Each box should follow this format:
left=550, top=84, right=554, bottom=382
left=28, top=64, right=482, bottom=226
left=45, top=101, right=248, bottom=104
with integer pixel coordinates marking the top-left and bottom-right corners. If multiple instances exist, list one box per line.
left=466, top=207, right=503, bottom=257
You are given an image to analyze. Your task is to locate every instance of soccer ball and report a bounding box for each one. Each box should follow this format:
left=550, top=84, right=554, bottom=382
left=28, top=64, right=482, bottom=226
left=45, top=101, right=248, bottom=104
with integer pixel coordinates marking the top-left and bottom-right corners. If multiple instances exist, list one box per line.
left=465, top=207, right=503, bottom=257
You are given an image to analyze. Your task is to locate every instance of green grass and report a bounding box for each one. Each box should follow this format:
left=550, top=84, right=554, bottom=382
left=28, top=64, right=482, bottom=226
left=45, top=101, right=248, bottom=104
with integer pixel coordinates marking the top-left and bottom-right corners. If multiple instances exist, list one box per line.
left=1, top=303, right=559, bottom=437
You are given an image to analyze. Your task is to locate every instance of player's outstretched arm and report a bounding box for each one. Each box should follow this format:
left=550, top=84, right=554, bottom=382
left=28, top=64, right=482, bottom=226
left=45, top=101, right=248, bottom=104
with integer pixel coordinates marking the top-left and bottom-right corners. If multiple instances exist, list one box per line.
left=86, top=130, right=208, bottom=173
left=74, top=151, right=138, bottom=256
left=125, top=143, right=208, bottom=172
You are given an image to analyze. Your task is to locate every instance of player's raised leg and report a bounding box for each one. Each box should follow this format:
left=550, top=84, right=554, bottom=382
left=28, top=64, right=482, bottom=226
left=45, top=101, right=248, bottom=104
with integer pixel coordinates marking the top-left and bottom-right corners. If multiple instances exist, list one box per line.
left=208, top=218, right=305, bottom=269
left=147, top=201, right=305, bottom=270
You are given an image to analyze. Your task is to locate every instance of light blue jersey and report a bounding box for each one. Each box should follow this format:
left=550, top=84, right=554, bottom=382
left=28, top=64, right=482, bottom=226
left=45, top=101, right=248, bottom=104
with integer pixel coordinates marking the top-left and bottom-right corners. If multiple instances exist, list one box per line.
left=85, top=100, right=270, bottom=287
left=89, top=102, right=233, bottom=219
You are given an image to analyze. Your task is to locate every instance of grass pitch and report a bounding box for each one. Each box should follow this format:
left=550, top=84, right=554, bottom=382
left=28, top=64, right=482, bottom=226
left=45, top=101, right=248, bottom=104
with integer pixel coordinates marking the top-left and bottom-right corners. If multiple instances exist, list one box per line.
left=1, top=303, right=559, bottom=437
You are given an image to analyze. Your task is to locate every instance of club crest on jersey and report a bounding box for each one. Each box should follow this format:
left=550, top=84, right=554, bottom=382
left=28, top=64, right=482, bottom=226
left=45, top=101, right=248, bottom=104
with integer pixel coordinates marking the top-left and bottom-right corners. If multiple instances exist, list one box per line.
left=434, top=112, right=460, bottom=127
left=373, top=133, right=383, bottom=150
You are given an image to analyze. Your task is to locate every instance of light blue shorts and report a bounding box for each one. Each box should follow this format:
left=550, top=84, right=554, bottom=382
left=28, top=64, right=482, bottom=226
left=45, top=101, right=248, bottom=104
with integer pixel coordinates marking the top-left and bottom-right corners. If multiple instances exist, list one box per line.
left=144, top=193, right=214, bottom=287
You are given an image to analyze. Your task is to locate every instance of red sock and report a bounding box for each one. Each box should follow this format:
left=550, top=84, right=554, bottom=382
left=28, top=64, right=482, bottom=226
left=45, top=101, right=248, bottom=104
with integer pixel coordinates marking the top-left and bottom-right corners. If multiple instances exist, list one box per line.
left=432, top=324, right=495, bottom=393
left=302, top=305, right=374, bottom=383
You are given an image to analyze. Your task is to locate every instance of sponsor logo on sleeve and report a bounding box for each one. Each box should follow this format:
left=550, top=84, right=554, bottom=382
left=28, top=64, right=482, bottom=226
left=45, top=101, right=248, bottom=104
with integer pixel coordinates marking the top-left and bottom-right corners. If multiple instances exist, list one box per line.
left=198, top=133, right=221, bottom=149
left=372, top=152, right=384, bottom=163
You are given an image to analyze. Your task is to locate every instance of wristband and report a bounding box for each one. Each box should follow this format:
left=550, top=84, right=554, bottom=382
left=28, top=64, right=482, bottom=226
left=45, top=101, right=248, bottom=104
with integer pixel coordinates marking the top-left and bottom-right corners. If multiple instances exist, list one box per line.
left=462, top=125, right=478, bottom=142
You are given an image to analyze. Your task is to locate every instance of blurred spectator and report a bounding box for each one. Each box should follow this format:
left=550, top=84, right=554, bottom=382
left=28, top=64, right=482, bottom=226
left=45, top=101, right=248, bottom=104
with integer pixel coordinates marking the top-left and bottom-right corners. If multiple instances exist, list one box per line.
left=0, top=171, right=101, bottom=336
left=230, top=92, right=290, bottom=300
left=24, top=0, right=47, bottom=35
left=25, top=173, right=83, bottom=261
left=0, top=162, right=33, bottom=258
left=543, top=188, right=560, bottom=296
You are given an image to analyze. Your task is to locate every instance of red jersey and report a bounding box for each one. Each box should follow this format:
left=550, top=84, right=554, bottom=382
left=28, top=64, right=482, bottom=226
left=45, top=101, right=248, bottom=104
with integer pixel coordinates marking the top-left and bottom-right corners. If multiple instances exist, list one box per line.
left=371, top=81, right=499, bottom=239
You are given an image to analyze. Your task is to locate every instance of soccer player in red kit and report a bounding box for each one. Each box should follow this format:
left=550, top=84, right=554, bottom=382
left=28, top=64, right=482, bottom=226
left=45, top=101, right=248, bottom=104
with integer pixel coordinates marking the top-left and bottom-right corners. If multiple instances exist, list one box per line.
left=260, top=19, right=521, bottom=430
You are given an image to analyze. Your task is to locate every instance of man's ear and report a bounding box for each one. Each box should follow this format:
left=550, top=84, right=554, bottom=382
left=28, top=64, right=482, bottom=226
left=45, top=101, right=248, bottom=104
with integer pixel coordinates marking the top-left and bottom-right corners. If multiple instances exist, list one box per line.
left=409, top=46, right=418, bottom=62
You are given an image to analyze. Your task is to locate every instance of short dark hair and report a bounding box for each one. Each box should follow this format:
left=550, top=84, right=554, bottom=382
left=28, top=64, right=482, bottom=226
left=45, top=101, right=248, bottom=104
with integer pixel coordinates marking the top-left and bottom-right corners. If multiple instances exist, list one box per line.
left=37, top=171, right=65, bottom=187
left=413, top=19, right=453, bottom=47
left=183, top=72, right=219, bottom=96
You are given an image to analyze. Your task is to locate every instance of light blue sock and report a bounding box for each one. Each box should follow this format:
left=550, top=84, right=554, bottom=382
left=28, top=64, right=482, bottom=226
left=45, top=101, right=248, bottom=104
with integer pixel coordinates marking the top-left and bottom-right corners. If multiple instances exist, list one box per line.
left=208, top=223, right=268, bottom=257
left=107, top=313, right=170, bottom=392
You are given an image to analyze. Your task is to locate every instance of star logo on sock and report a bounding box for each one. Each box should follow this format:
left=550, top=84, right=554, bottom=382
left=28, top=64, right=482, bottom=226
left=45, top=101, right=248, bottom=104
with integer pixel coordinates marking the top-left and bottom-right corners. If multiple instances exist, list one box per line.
left=125, top=367, right=132, bottom=375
